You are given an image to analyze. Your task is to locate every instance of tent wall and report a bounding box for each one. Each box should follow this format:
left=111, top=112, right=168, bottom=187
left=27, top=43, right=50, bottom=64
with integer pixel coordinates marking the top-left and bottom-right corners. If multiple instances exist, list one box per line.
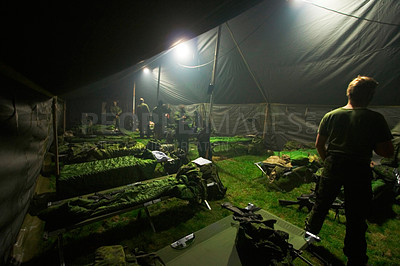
left=175, top=102, right=400, bottom=150
left=0, top=75, right=57, bottom=264
left=265, top=104, right=400, bottom=150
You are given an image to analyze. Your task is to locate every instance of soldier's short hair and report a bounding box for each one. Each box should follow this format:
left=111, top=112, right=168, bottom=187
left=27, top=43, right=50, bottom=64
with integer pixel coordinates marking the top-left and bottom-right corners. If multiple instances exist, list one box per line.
left=346, top=76, right=378, bottom=106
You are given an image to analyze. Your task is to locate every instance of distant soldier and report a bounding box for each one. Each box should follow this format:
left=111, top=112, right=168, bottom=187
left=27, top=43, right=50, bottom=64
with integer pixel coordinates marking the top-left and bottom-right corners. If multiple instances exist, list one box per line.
left=110, top=101, right=122, bottom=131
left=136, top=97, right=151, bottom=138
left=197, top=121, right=212, bottom=160
left=174, top=105, right=192, bottom=153
left=152, top=100, right=169, bottom=140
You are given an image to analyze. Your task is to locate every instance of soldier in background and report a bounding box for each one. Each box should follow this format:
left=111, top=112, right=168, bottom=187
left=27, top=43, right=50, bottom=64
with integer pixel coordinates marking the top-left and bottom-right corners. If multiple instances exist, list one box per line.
left=152, top=100, right=169, bottom=140
left=174, top=105, right=192, bottom=153
left=197, top=120, right=212, bottom=160
left=110, top=101, right=122, bottom=131
left=136, top=97, right=151, bottom=138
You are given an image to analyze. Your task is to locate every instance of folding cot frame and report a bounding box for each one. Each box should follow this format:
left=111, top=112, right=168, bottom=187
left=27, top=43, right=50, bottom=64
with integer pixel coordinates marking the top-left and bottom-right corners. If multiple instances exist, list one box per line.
left=42, top=182, right=217, bottom=266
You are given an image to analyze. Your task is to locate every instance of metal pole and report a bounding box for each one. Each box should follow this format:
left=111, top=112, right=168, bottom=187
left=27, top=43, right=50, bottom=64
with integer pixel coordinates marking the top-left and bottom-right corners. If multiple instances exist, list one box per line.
left=156, top=64, right=161, bottom=103
left=132, top=81, right=136, bottom=115
left=63, top=100, right=66, bottom=133
left=209, top=25, right=222, bottom=121
left=52, top=97, right=60, bottom=193
left=226, top=22, right=269, bottom=103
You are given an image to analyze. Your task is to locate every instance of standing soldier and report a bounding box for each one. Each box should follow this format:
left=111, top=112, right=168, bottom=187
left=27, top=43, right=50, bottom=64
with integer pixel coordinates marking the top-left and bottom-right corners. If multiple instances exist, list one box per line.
left=110, top=100, right=122, bottom=132
left=305, top=76, right=394, bottom=265
left=174, top=105, right=192, bottom=153
left=197, top=120, right=212, bottom=160
left=136, top=97, right=151, bottom=138
left=152, top=100, right=169, bottom=140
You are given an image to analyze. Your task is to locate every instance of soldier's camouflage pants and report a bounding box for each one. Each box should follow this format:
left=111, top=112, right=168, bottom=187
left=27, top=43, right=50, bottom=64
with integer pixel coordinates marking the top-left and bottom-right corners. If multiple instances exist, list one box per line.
left=305, top=155, right=372, bottom=265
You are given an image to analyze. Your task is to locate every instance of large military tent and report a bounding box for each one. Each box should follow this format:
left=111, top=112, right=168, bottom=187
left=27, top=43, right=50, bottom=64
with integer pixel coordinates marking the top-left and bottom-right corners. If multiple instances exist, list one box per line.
left=1, top=0, right=399, bottom=263
left=65, top=0, right=400, bottom=147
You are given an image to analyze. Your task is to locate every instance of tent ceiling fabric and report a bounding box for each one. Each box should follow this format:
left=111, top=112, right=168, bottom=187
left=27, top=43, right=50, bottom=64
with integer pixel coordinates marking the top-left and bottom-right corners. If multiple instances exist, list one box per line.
left=1, top=0, right=263, bottom=96
left=64, top=0, right=399, bottom=108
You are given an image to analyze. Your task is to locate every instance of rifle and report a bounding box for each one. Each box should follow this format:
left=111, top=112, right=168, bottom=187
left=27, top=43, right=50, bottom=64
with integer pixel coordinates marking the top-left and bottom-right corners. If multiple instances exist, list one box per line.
left=221, top=202, right=263, bottom=222
left=330, top=200, right=345, bottom=220
left=279, top=196, right=314, bottom=212
left=279, top=196, right=345, bottom=220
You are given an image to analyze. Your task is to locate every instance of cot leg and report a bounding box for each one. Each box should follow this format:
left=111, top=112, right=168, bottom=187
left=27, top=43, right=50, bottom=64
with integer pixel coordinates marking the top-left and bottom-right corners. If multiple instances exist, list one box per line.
left=144, top=207, right=156, bottom=233
left=204, top=200, right=212, bottom=210
left=57, top=234, right=65, bottom=266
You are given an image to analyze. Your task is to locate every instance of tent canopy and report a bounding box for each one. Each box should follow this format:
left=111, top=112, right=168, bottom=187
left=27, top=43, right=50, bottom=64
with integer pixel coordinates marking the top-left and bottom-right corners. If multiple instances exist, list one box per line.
left=64, top=0, right=400, bottom=110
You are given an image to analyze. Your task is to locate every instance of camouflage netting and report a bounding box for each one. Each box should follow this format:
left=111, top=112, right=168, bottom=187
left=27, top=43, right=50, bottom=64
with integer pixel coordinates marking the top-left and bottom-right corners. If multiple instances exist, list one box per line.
left=58, top=155, right=157, bottom=198
left=282, top=140, right=315, bottom=151
left=63, top=133, right=135, bottom=144
left=95, top=245, right=126, bottom=266
left=372, top=135, right=400, bottom=195
left=39, top=177, right=178, bottom=229
left=260, top=149, right=322, bottom=192
left=210, top=136, right=265, bottom=155
left=247, top=137, right=268, bottom=155
left=370, top=136, right=400, bottom=219
left=34, top=162, right=225, bottom=229
left=210, top=136, right=253, bottom=144
left=58, top=141, right=150, bottom=164
left=379, top=136, right=400, bottom=168
left=94, top=245, right=164, bottom=266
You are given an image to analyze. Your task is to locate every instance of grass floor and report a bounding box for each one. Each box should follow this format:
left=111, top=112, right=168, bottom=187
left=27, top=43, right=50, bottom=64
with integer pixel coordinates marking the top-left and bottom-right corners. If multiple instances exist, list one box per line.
left=19, top=140, right=400, bottom=265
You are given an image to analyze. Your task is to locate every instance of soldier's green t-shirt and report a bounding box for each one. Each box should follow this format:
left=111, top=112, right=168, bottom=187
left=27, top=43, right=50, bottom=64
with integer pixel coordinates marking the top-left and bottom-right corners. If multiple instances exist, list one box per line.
left=318, top=107, right=392, bottom=162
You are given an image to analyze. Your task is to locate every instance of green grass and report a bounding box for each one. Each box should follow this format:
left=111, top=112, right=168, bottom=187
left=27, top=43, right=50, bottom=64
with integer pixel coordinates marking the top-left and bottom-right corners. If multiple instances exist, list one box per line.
left=24, top=141, right=400, bottom=265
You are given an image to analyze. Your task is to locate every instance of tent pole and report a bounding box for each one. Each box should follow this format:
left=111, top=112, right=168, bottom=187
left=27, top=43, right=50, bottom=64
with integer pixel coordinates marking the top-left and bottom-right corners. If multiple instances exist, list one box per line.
left=132, top=81, right=136, bottom=115
left=52, top=97, right=60, bottom=193
left=262, top=103, right=269, bottom=140
left=209, top=25, right=222, bottom=122
left=156, top=64, right=161, bottom=103
left=63, top=100, right=66, bottom=133
left=225, top=22, right=269, bottom=103
left=226, top=21, right=271, bottom=145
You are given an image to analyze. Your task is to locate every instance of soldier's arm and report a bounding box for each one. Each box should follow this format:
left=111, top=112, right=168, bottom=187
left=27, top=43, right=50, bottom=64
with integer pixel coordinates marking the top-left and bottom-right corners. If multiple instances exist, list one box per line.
left=315, top=134, right=328, bottom=161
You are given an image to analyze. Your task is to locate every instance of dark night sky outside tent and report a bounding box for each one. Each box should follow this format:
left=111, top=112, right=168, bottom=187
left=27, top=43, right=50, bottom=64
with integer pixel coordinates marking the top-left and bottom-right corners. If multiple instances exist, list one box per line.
left=1, top=0, right=264, bottom=96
